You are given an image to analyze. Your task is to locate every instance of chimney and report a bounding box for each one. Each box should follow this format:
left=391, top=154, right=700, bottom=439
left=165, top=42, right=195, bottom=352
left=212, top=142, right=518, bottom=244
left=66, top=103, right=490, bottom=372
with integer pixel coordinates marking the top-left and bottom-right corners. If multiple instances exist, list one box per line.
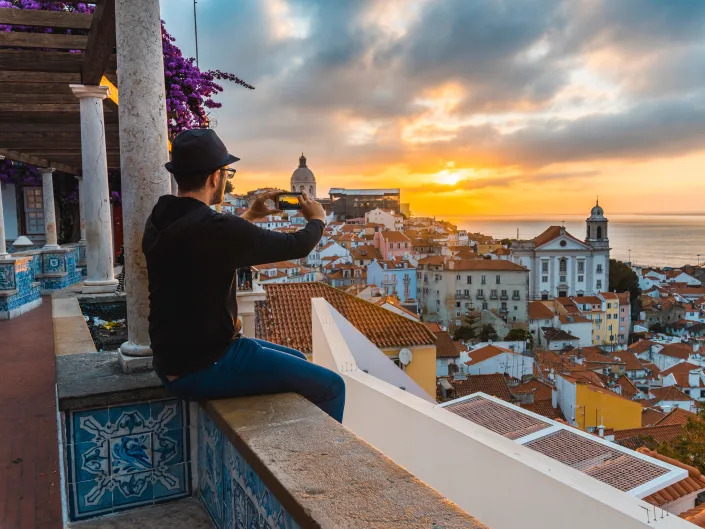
left=598, top=424, right=605, bottom=438
left=689, top=369, right=701, bottom=388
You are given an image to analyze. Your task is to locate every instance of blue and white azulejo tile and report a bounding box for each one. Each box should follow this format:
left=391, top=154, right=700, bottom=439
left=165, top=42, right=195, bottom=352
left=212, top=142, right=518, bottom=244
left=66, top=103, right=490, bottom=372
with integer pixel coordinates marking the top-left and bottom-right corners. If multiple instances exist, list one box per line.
left=67, top=399, right=191, bottom=520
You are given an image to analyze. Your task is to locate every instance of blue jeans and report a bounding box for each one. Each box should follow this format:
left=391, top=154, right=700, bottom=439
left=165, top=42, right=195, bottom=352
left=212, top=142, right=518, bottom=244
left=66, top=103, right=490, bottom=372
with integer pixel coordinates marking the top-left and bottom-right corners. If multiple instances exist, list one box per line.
left=160, top=337, right=346, bottom=423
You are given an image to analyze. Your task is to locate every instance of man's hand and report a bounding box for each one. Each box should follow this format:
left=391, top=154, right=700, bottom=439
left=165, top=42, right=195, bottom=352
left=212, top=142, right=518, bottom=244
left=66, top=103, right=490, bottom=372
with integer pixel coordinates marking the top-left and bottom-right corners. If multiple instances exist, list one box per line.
left=241, top=189, right=281, bottom=222
left=299, top=191, right=326, bottom=223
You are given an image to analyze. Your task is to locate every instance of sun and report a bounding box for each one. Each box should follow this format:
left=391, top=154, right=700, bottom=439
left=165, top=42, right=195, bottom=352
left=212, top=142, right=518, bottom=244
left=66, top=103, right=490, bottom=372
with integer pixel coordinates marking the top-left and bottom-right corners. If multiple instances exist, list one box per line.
left=434, top=169, right=463, bottom=186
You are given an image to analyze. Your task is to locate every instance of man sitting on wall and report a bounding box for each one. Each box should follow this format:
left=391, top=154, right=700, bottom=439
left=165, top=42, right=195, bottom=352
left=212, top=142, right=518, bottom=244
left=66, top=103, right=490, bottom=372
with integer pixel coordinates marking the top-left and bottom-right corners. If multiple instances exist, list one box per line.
left=143, top=128, right=345, bottom=422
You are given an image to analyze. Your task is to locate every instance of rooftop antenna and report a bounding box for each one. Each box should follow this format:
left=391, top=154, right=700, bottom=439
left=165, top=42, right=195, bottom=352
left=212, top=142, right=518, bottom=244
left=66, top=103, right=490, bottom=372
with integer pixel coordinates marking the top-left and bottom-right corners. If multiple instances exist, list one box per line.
left=193, top=0, right=200, bottom=68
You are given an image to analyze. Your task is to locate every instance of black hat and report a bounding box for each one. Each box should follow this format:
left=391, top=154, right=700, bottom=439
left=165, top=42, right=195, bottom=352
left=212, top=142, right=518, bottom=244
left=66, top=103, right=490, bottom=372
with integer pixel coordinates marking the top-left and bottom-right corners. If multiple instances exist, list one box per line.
left=165, top=128, right=239, bottom=174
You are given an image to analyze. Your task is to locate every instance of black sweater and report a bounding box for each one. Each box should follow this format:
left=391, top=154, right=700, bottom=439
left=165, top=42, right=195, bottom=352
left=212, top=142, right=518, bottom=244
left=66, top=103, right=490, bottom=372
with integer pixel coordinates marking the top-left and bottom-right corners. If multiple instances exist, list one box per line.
left=142, top=195, right=324, bottom=376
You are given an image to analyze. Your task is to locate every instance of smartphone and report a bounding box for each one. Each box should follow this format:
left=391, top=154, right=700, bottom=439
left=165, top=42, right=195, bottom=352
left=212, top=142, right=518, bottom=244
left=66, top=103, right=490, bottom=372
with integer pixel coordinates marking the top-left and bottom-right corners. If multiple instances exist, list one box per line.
left=277, top=192, right=303, bottom=210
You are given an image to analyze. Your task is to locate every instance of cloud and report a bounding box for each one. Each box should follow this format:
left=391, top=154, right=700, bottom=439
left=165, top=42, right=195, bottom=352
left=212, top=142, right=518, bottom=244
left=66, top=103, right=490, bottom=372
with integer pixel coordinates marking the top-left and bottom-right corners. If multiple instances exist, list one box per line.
left=160, top=0, right=705, bottom=204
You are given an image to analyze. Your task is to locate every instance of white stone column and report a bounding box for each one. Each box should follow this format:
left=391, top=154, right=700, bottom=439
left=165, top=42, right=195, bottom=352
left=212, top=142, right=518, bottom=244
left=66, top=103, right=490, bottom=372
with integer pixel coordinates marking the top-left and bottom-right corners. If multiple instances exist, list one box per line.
left=0, top=155, right=7, bottom=258
left=40, top=167, right=59, bottom=249
left=116, top=0, right=171, bottom=368
left=74, top=175, right=86, bottom=243
left=70, top=85, right=118, bottom=294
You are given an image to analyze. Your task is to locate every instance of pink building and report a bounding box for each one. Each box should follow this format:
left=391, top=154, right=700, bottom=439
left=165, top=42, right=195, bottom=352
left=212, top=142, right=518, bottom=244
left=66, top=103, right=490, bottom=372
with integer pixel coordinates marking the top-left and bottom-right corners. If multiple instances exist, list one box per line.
left=374, top=230, right=411, bottom=260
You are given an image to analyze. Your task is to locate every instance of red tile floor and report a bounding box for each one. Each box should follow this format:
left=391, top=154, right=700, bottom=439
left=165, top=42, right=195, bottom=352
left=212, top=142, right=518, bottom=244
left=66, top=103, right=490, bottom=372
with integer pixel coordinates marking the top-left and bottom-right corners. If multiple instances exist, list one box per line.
left=0, top=298, right=62, bottom=528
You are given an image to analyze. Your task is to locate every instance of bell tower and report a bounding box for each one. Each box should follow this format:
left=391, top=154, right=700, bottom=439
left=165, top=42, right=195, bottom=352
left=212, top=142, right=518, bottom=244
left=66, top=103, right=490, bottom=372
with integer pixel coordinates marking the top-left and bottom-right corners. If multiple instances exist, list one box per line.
left=586, top=199, right=609, bottom=249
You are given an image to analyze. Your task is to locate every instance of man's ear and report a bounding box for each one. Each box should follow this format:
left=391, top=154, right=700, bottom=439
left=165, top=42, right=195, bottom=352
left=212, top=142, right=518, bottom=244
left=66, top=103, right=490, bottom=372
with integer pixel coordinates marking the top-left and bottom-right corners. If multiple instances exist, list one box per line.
left=207, top=169, right=219, bottom=188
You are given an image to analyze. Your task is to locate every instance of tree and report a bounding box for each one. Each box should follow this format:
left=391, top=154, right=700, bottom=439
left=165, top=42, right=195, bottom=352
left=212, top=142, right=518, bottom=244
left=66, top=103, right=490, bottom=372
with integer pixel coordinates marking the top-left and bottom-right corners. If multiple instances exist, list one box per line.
left=504, top=328, right=534, bottom=349
left=500, top=238, right=513, bottom=247
left=478, top=324, right=498, bottom=342
left=650, top=322, right=666, bottom=334
left=609, top=259, right=641, bottom=315
left=657, top=410, right=705, bottom=474
left=453, top=313, right=479, bottom=341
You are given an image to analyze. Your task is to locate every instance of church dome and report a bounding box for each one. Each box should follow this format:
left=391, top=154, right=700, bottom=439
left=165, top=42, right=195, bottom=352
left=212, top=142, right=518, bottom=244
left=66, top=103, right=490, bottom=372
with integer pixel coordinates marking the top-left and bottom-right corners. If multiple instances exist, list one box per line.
left=291, top=153, right=315, bottom=183
left=588, top=199, right=606, bottom=220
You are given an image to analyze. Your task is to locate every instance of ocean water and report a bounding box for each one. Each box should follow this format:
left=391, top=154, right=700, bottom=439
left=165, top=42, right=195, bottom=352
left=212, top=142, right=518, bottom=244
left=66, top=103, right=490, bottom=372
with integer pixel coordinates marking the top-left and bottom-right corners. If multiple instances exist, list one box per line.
left=445, top=214, right=705, bottom=268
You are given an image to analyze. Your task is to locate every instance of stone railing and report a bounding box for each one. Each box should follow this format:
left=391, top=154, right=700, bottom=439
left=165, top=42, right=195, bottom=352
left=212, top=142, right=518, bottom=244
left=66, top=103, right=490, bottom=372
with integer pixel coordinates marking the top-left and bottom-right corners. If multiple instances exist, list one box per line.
left=54, top=295, right=486, bottom=528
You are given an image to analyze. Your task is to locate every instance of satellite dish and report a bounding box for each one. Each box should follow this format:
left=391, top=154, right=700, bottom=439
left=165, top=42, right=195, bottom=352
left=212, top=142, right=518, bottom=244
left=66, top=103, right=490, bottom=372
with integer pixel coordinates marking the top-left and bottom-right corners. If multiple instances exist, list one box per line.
left=399, top=348, right=413, bottom=366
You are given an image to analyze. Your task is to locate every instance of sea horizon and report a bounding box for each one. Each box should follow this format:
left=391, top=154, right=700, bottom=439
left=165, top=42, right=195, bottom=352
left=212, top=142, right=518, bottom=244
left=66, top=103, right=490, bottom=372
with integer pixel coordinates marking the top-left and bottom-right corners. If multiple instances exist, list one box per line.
left=441, top=214, right=705, bottom=269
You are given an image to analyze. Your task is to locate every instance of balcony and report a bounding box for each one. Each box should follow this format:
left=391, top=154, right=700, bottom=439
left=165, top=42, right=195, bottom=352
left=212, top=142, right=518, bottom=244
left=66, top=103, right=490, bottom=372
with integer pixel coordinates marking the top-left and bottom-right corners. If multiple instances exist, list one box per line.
left=490, top=293, right=498, bottom=300
left=500, top=293, right=508, bottom=300
left=476, top=292, right=485, bottom=300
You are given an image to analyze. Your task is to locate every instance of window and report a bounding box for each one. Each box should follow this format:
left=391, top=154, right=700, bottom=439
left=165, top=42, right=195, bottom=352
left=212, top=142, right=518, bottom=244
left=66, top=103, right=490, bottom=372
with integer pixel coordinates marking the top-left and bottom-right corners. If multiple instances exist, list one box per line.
left=597, top=280, right=602, bottom=289
left=436, top=300, right=440, bottom=305
left=501, top=290, right=507, bottom=297
left=464, top=289, right=470, bottom=296
left=541, top=261, right=549, bottom=273
left=501, top=302, right=507, bottom=311
left=542, top=275, right=548, bottom=283
left=466, top=275, right=472, bottom=284
left=456, top=312, right=461, bottom=317
left=513, top=290, right=520, bottom=299
left=607, top=303, right=612, bottom=309
left=578, top=261, right=585, bottom=273
left=578, top=275, right=584, bottom=282
left=482, top=302, right=488, bottom=310
left=560, top=276, right=566, bottom=283
left=481, top=275, right=486, bottom=285
left=23, top=187, right=44, bottom=235
left=597, top=264, right=603, bottom=273
left=389, top=242, right=393, bottom=249
left=559, top=258, right=567, bottom=273
left=490, top=289, right=498, bottom=299
left=477, top=288, right=484, bottom=298
left=456, top=274, right=461, bottom=280
left=514, top=306, right=518, bottom=311
left=456, top=289, right=461, bottom=296
left=405, top=242, right=408, bottom=248
left=496, top=275, right=501, bottom=284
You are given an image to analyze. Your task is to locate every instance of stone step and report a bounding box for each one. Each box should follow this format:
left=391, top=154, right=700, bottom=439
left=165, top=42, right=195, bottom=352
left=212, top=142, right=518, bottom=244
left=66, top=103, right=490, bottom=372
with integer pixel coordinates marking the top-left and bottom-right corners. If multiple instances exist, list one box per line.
left=67, top=498, right=213, bottom=529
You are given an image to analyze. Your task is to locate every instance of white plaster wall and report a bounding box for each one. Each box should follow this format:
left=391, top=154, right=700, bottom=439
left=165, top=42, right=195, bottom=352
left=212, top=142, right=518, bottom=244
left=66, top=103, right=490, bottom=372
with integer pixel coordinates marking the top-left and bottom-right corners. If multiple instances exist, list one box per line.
left=311, top=298, right=692, bottom=529
left=466, top=353, right=534, bottom=379
left=556, top=375, right=577, bottom=424
left=562, top=321, right=593, bottom=346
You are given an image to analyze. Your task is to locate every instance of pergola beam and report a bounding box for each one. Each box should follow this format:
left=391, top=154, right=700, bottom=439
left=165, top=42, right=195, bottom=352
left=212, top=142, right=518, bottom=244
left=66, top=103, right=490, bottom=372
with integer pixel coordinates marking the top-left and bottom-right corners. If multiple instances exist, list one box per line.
left=0, top=72, right=81, bottom=83
left=82, top=0, right=116, bottom=85
left=0, top=8, right=92, bottom=29
left=0, top=50, right=84, bottom=72
left=0, top=148, right=79, bottom=175
left=0, top=32, right=88, bottom=50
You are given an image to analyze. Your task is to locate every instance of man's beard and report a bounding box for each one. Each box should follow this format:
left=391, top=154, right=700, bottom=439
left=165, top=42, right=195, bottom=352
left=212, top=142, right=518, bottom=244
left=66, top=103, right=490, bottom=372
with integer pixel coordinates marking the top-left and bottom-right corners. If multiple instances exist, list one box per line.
left=210, top=172, right=227, bottom=205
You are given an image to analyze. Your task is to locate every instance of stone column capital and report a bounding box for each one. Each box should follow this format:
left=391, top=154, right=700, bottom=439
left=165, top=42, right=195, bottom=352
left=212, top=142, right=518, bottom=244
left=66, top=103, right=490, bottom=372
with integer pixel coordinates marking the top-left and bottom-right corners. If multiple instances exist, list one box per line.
left=69, top=84, right=110, bottom=101
left=39, top=167, right=55, bottom=175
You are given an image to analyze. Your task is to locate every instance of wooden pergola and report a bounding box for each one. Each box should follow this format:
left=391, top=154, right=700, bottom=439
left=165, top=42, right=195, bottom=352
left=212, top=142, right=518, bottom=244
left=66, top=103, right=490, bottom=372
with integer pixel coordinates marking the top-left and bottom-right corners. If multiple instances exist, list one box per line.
left=0, top=1, right=120, bottom=175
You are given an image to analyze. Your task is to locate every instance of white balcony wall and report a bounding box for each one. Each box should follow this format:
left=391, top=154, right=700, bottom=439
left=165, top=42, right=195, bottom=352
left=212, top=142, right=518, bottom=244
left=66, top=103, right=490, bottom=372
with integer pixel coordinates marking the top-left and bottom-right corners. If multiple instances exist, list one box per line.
left=310, top=297, right=693, bottom=529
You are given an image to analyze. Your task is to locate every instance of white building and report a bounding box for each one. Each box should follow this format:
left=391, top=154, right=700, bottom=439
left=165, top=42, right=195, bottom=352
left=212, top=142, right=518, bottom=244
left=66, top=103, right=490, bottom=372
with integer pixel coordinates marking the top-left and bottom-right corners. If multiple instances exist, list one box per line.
left=510, top=202, right=610, bottom=300
left=364, top=208, right=403, bottom=231
left=464, top=344, right=535, bottom=380
left=416, top=258, right=529, bottom=330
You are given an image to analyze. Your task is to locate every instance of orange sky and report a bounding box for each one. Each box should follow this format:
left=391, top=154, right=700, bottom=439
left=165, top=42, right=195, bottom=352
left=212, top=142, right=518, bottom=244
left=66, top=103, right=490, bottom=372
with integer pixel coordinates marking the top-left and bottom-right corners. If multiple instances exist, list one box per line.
left=162, top=0, right=705, bottom=218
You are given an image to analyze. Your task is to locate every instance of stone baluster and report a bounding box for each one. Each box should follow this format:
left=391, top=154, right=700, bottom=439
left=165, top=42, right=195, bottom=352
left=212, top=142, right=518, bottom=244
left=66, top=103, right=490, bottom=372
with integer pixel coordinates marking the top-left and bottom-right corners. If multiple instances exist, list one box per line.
left=115, top=0, right=172, bottom=371
left=41, top=167, right=59, bottom=249
left=70, top=85, right=118, bottom=293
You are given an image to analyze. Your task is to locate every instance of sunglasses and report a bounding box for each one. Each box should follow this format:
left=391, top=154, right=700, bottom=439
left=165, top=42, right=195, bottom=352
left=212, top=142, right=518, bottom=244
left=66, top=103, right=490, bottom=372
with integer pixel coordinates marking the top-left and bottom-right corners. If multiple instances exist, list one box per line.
left=221, top=168, right=237, bottom=179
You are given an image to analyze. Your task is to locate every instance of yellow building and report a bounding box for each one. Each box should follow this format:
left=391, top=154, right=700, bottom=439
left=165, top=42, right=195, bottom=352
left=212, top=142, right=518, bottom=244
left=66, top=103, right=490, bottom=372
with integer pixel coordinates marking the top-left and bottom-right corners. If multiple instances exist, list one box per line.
left=558, top=374, right=642, bottom=431
left=384, top=344, right=437, bottom=398
left=570, top=296, right=607, bottom=345
left=598, top=292, right=620, bottom=348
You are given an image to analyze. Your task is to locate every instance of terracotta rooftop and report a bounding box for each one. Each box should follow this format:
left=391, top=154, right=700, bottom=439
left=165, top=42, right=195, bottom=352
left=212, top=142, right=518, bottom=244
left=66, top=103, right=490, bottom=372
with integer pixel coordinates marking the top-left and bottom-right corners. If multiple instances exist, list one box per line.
left=528, top=301, right=554, bottom=320
left=615, top=376, right=639, bottom=399
left=642, top=408, right=667, bottom=427
left=255, top=283, right=435, bottom=354
left=637, top=448, right=705, bottom=507
left=650, top=386, right=693, bottom=402
left=433, top=331, right=463, bottom=359
left=511, top=379, right=554, bottom=401
left=532, top=226, right=585, bottom=248
left=629, top=339, right=656, bottom=354
left=571, top=296, right=603, bottom=306
left=541, top=327, right=579, bottom=342
left=680, top=504, right=705, bottom=527
left=520, top=400, right=564, bottom=421
left=464, top=344, right=516, bottom=365
left=454, top=374, right=513, bottom=401
left=380, top=230, right=411, bottom=243
left=448, top=259, right=528, bottom=272
left=654, top=407, right=698, bottom=427
left=558, top=314, right=591, bottom=324
left=613, top=424, right=685, bottom=450
left=659, top=343, right=693, bottom=360
left=611, top=351, right=644, bottom=372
